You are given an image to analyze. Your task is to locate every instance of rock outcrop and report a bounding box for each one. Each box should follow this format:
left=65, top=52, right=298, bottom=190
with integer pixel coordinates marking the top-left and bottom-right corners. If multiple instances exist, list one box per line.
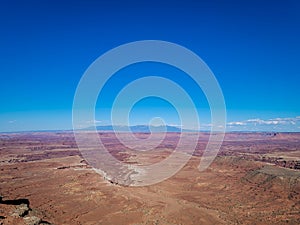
left=0, top=196, right=52, bottom=225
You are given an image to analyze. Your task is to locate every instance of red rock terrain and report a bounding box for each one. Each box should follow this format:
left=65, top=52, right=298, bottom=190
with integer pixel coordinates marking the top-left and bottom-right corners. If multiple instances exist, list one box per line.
left=0, top=132, right=299, bottom=224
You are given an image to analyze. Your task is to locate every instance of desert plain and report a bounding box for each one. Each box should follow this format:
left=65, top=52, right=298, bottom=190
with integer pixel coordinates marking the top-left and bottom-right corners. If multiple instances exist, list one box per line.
left=0, top=132, right=299, bottom=224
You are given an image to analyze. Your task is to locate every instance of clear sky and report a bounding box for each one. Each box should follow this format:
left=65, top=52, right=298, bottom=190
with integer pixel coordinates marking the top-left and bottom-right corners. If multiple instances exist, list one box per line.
left=0, top=0, right=300, bottom=132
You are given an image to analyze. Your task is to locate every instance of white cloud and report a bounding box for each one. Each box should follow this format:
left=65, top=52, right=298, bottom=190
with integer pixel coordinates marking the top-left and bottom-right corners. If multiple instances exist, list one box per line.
left=168, top=124, right=183, bottom=127
left=227, top=116, right=300, bottom=129
left=247, top=118, right=261, bottom=123
left=247, top=118, right=276, bottom=125
left=86, top=120, right=102, bottom=124
left=227, top=121, right=246, bottom=126
left=8, top=120, right=16, bottom=124
left=246, top=117, right=298, bottom=125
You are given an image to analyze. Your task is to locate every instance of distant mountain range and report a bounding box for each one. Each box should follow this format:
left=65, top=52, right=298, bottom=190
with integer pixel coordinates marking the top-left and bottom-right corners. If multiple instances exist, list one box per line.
left=84, top=125, right=196, bottom=132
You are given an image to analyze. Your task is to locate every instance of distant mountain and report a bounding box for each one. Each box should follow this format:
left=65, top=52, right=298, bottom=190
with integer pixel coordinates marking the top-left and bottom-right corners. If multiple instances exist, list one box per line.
left=84, top=125, right=196, bottom=132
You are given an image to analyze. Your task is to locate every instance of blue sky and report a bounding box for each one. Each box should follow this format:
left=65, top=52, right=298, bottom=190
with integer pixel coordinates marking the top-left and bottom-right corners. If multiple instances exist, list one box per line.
left=0, top=0, right=300, bottom=132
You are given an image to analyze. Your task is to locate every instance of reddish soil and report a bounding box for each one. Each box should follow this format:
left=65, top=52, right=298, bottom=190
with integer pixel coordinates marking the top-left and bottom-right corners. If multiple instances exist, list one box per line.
left=0, top=132, right=299, bottom=224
